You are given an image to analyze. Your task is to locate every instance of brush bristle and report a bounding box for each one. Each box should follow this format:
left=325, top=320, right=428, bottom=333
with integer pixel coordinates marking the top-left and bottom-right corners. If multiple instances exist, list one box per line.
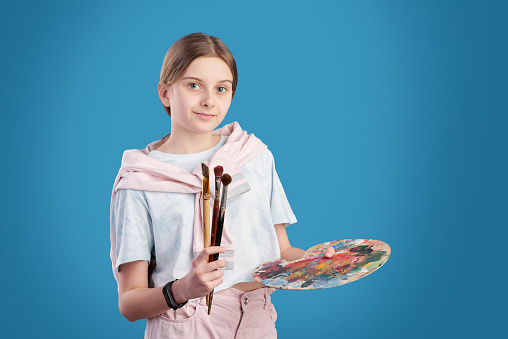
left=221, top=174, right=232, bottom=186
left=214, top=166, right=223, bottom=177
left=201, top=163, right=209, bottom=178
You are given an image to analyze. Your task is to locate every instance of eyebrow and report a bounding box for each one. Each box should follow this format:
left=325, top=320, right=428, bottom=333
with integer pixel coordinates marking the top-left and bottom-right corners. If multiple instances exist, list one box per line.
left=181, top=76, right=233, bottom=84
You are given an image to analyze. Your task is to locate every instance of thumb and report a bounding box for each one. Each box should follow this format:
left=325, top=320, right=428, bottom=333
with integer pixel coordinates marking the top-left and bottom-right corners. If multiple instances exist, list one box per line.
left=324, top=246, right=335, bottom=258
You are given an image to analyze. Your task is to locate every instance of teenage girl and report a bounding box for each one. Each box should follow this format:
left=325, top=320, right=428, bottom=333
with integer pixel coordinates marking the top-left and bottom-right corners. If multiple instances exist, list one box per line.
left=110, top=32, right=334, bottom=339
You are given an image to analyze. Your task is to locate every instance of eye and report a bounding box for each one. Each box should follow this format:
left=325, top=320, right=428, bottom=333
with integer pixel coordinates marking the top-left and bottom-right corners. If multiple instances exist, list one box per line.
left=188, top=83, right=200, bottom=89
left=217, top=86, right=227, bottom=93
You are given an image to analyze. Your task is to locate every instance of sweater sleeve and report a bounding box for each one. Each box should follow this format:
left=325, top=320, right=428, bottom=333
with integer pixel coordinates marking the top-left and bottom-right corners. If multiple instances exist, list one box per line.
left=111, top=189, right=154, bottom=271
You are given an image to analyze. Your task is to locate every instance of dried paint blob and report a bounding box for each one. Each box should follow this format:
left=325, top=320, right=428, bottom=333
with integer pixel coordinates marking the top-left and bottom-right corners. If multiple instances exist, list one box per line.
left=253, top=239, right=390, bottom=290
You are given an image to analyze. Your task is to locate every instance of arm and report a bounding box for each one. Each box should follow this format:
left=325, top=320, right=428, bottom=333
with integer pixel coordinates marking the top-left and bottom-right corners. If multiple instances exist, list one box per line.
left=117, top=260, right=167, bottom=322
left=274, top=224, right=334, bottom=261
left=117, top=246, right=226, bottom=322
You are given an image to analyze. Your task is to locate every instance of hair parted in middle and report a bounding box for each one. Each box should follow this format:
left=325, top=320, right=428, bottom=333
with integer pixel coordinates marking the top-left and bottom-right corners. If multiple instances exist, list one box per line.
left=159, top=32, right=238, bottom=117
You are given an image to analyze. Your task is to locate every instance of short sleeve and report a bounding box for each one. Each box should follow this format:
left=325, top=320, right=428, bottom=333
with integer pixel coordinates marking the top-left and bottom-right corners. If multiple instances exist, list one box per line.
left=111, top=189, right=154, bottom=271
left=266, top=151, right=297, bottom=227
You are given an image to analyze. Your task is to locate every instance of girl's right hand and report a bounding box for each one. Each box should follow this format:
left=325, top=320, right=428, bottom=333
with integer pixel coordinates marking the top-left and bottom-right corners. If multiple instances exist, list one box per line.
left=172, top=246, right=226, bottom=303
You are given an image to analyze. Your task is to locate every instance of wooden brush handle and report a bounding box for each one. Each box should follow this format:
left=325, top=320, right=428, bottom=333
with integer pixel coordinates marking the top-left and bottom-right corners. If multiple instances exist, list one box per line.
left=203, top=198, right=211, bottom=252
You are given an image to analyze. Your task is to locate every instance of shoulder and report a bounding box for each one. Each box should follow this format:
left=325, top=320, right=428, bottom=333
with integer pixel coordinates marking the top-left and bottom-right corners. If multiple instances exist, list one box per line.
left=243, top=148, right=276, bottom=174
left=246, top=146, right=273, bottom=161
left=113, top=189, right=149, bottom=208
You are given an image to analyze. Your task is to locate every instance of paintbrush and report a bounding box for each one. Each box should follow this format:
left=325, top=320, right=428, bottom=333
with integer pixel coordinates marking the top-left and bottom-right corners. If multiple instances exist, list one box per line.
left=202, top=163, right=211, bottom=307
left=206, top=166, right=223, bottom=313
left=208, top=166, right=223, bottom=264
left=208, top=173, right=231, bottom=315
left=201, top=163, right=211, bottom=250
left=213, top=173, right=231, bottom=258
left=201, top=163, right=210, bottom=252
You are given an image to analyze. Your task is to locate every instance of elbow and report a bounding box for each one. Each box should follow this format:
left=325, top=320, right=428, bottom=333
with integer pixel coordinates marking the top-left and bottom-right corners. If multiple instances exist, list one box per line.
left=119, top=301, right=140, bottom=323
left=124, top=313, right=138, bottom=323
left=126, top=316, right=138, bottom=323
left=120, top=308, right=139, bottom=323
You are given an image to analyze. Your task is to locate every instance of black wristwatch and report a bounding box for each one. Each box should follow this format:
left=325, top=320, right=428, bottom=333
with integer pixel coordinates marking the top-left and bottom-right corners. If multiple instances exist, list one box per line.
left=162, top=279, right=188, bottom=310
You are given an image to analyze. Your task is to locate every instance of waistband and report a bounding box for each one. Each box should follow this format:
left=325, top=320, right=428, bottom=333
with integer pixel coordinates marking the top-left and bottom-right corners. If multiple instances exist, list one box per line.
left=198, top=287, right=276, bottom=312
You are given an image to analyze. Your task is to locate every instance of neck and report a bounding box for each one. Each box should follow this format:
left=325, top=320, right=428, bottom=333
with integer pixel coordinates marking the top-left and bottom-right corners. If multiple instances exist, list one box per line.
left=157, top=127, right=220, bottom=154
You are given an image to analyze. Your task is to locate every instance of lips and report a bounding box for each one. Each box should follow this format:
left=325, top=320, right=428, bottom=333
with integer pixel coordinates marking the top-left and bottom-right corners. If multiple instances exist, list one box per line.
left=194, top=112, right=216, bottom=120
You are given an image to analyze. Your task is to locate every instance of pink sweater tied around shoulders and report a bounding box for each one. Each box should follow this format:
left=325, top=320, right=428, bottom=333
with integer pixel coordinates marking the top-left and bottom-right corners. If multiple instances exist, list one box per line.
left=110, top=122, right=267, bottom=280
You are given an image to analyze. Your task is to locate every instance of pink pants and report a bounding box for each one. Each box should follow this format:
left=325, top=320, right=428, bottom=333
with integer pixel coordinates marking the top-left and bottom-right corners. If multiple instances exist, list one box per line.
left=145, top=287, right=277, bottom=338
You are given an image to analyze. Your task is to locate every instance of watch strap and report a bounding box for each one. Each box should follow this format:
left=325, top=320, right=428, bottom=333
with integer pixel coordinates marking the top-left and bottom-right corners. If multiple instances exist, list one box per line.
left=162, top=279, right=188, bottom=310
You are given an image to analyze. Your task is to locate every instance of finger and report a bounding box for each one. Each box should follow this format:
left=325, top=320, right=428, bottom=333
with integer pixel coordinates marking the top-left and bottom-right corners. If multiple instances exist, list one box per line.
left=199, top=270, right=224, bottom=290
left=202, top=267, right=224, bottom=281
left=203, top=246, right=227, bottom=256
left=207, top=274, right=224, bottom=289
left=324, top=246, right=335, bottom=258
left=207, top=277, right=224, bottom=291
left=207, top=259, right=226, bottom=270
left=199, top=260, right=225, bottom=275
left=195, top=246, right=226, bottom=263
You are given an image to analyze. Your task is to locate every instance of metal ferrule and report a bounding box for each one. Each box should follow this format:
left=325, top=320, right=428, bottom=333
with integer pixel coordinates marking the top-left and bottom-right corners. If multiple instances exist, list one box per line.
left=220, top=187, right=228, bottom=210
left=214, top=178, right=221, bottom=201
left=202, top=178, right=209, bottom=198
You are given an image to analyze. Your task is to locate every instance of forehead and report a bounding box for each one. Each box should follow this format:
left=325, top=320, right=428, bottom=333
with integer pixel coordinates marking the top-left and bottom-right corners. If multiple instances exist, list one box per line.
left=182, top=56, right=233, bottom=81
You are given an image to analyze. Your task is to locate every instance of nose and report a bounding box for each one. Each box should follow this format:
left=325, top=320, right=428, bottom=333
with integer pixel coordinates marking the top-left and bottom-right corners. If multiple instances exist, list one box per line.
left=201, top=89, right=215, bottom=108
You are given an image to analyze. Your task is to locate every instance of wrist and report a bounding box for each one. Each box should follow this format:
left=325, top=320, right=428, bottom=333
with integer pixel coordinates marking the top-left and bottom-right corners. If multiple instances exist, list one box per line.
left=162, top=279, right=188, bottom=310
left=281, top=247, right=305, bottom=261
left=170, top=278, right=188, bottom=305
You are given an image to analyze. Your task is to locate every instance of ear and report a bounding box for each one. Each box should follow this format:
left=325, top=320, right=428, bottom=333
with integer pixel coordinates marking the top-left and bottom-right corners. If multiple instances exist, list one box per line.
left=158, top=82, right=170, bottom=107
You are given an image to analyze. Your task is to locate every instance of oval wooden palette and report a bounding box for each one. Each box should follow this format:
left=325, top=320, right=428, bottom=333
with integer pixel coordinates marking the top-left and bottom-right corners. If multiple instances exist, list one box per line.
left=253, top=239, right=391, bottom=290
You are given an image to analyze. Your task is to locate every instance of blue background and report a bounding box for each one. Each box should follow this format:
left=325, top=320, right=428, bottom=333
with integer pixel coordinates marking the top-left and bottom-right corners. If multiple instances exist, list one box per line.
left=1, top=1, right=506, bottom=338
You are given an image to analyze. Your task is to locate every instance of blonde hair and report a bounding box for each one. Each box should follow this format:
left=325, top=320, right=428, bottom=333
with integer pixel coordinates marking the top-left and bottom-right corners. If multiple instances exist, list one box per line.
left=159, top=33, right=238, bottom=116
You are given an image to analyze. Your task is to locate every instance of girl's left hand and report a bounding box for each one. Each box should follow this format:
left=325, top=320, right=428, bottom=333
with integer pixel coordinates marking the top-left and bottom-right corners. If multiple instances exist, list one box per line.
left=323, top=246, right=335, bottom=259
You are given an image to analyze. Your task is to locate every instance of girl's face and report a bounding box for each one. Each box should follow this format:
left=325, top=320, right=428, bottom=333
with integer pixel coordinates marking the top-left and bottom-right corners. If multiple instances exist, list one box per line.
left=164, top=56, right=234, bottom=136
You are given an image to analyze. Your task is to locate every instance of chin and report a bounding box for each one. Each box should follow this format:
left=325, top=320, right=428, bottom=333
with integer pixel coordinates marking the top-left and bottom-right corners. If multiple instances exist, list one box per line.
left=191, top=121, right=223, bottom=134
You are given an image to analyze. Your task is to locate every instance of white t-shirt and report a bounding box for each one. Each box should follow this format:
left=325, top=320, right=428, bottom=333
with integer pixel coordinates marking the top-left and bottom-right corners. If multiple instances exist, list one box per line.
left=111, top=136, right=297, bottom=293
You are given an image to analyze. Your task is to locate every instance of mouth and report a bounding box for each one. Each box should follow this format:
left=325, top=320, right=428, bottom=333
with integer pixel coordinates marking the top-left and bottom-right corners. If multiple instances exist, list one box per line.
left=194, top=112, right=216, bottom=120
